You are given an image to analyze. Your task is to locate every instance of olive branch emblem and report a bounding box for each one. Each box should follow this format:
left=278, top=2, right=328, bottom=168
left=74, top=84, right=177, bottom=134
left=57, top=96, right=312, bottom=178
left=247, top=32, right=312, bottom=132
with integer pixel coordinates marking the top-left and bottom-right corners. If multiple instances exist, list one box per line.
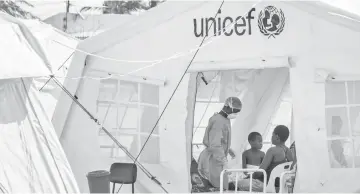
left=258, top=8, right=285, bottom=39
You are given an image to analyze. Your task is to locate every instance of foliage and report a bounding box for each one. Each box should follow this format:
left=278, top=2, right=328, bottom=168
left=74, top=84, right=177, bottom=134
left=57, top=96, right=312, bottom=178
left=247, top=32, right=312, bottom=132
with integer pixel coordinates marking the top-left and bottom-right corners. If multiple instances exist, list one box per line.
left=0, top=0, right=38, bottom=19
left=103, top=0, right=145, bottom=14
left=80, top=0, right=163, bottom=14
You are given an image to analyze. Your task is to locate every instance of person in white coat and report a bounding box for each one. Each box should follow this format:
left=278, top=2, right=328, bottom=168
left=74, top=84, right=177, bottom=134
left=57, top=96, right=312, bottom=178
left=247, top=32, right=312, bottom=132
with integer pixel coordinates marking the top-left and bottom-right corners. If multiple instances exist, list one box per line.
left=198, top=97, right=242, bottom=190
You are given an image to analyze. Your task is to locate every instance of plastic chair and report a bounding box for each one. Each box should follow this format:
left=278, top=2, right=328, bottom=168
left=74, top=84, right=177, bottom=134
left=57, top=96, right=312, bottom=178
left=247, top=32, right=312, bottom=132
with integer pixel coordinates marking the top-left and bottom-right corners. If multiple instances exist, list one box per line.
left=110, top=163, right=137, bottom=193
left=266, top=162, right=293, bottom=193
left=279, top=170, right=296, bottom=193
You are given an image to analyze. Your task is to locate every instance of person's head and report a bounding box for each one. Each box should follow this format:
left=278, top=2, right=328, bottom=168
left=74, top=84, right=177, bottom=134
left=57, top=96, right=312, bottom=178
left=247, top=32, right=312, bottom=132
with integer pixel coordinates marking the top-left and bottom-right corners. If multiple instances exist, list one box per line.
left=222, top=97, right=242, bottom=119
left=271, top=125, right=290, bottom=145
left=248, top=132, right=263, bottom=150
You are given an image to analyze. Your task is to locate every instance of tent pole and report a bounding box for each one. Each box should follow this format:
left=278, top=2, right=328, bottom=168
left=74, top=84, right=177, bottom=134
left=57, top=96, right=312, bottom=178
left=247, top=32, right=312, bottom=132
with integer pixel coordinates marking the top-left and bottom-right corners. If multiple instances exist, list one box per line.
left=63, top=0, right=70, bottom=32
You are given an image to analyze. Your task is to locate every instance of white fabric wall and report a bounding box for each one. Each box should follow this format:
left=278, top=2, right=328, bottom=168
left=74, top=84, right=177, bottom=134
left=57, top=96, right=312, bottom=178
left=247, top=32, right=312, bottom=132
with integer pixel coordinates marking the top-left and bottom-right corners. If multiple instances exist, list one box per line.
left=290, top=53, right=360, bottom=193
left=185, top=73, right=199, bottom=190
left=34, top=78, right=66, bottom=121
left=59, top=62, right=192, bottom=192
left=157, top=73, right=192, bottom=192
left=0, top=78, right=79, bottom=193
left=230, top=68, right=289, bottom=167
left=59, top=76, right=108, bottom=193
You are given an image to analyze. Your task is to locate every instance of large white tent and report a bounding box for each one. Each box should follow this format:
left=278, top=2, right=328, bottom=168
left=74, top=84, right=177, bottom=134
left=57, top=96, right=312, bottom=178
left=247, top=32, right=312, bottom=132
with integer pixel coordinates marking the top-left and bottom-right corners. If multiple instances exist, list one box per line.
left=0, top=12, right=79, bottom=193
left=54, top=0, right=360, bottom=193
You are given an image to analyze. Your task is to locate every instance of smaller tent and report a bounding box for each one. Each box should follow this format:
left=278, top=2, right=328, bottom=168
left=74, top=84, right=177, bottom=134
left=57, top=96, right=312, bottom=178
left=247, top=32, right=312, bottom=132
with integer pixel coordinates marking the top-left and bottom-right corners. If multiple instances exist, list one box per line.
left=44, top=13, right=136, bottom=40
left=0, top=12, right=79, bottom=193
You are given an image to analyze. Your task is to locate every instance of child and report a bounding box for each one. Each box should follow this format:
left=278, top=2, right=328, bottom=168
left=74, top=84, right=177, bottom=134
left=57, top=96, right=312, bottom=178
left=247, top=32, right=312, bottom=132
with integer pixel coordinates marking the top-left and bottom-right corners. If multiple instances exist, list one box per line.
left=230, top=126, right=293, bottom=192
left=253, top=125, right=293, bottom=192
left=264, top=125, right=293, bottom=178
left=242, top=132, right=265, bottom=169
left=228, top=132, right=264, bottom=191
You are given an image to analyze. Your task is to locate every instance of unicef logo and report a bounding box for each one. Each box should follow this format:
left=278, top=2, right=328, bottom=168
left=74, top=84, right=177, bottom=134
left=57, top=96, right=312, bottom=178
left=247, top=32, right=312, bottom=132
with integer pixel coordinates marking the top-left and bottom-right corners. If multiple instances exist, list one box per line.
left=258, top=6, right=285, bottom=39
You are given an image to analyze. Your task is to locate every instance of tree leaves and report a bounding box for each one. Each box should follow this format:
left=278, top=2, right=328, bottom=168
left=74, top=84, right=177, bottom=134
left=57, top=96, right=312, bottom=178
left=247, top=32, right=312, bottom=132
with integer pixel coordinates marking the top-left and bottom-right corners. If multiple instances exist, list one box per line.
left=0, top=0, right=38, bottom=19
left=100, top=0, right=164, bottom=14
left=103, top=0, right=146, bottom=14
left=78, top=0, right=165, bottom=15
left=14, top=0, right=34, bottom=8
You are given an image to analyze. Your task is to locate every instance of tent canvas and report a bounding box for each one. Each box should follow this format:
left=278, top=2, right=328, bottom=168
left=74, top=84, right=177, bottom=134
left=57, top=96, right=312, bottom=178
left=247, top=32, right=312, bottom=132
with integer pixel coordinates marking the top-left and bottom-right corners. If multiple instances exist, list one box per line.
left=0, top=12, right=79, bottom=193
left=18, top=19, right=79, bottom=128
left=56, top=1, right=360, bottom=193
left=44, top=13, right=137, bottom=40
left=0, top=13, right=51, bottom=79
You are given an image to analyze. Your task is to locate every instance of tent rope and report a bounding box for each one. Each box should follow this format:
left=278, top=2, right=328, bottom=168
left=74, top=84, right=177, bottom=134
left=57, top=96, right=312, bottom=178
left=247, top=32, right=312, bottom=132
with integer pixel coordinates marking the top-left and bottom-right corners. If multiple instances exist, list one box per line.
left=38, top=51, right=75, bottom=92
left=115, top=0, right=226, bottom=192
left=39, top=1, right=266, bottom=192
left=50, top=7, right=247, bottom=65
left=37, top=0, right=261, bottom=83
left=40, top=1, right=262, bottom=83
left=50, top=76, right=168, bottom=193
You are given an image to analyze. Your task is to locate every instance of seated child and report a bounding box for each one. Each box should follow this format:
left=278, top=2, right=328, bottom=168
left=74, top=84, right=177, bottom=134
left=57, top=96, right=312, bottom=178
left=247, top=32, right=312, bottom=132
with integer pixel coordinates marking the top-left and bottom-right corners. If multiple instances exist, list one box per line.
left=253, top=125, right=293, bottom=190
left=231, top=125, right=294, bottom=192
left=258, top=125, right=293, bottom=183
left=242, top=132, right=265, bottom=170
left=228, top=132, right=264, bottom=190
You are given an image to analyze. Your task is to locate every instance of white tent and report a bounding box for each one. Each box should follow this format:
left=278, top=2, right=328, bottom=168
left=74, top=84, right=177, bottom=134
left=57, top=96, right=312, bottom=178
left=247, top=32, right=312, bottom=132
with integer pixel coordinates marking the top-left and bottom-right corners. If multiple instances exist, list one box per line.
left=54, top=1, right=360, bottom=193
left=18, top=19, right=79, bottom=127
left=0, top=12, right=79, bottom=193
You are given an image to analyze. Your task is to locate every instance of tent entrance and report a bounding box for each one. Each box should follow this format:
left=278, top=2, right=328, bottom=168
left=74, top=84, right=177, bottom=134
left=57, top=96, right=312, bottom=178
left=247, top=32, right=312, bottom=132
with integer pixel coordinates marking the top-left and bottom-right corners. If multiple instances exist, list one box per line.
left=188, top=67, right=292, bottom=192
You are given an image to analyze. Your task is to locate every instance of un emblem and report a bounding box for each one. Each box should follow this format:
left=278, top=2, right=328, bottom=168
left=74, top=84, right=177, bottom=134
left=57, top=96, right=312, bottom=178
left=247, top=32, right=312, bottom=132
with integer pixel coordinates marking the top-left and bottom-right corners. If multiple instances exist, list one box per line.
left=258, top=6, right=285, bottom=39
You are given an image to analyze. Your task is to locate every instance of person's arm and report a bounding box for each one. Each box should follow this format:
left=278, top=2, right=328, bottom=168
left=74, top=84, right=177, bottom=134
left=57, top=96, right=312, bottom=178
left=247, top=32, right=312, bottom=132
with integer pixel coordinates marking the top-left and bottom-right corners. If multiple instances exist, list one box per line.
left=260, top=151, right=265, bottom=163
left=259, top=148, right=275, bottom=170
left=253, top=148, right=274, bottom=179
left=202, top=117, right=214, bottom=145
left=242, top=151, right=248, bottom=169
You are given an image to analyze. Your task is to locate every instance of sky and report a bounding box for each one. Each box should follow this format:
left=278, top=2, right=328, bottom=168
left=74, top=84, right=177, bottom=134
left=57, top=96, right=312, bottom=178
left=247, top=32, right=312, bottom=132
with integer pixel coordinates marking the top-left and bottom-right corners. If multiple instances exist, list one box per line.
left=20, top=0, right=360, bottom=20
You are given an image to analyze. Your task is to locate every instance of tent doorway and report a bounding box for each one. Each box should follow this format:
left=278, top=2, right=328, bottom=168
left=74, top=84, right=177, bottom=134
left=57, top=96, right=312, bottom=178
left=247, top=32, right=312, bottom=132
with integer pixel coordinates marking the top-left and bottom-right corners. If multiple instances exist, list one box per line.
left=188, top=67, right=292, bottom=192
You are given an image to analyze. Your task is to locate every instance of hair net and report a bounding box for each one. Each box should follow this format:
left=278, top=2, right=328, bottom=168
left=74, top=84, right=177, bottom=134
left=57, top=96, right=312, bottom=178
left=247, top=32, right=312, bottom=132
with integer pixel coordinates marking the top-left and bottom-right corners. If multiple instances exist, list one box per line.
left=224, top=97, right=242, bottom=109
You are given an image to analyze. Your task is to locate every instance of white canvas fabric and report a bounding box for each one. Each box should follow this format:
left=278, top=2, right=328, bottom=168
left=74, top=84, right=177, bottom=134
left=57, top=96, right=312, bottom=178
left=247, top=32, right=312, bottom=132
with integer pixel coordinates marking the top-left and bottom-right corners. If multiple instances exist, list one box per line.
left=0, top=13, right=52, bottom=79
left=0, top=13, right=79, bottom=193
left=0, top=78, right=79, bottom=193
left=56, top=1, right=360, bottom=193
left=230, top=68, right=289, bottom=168
left=18, top=19, right=79, bottom=121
